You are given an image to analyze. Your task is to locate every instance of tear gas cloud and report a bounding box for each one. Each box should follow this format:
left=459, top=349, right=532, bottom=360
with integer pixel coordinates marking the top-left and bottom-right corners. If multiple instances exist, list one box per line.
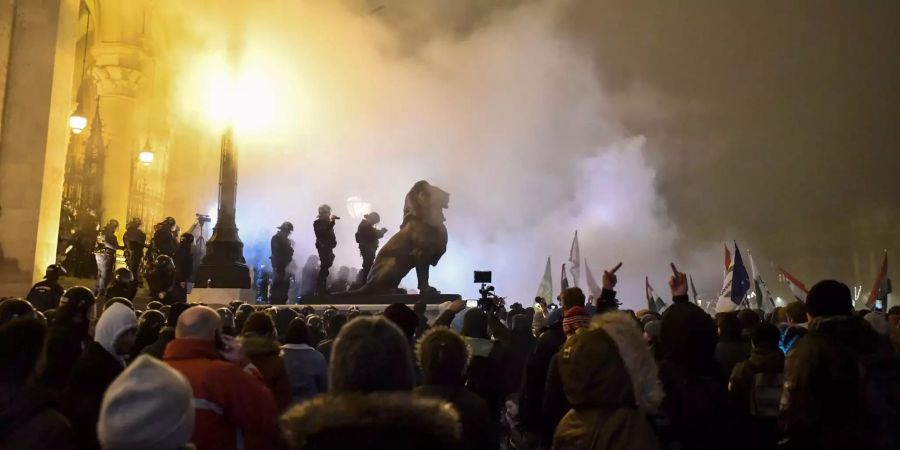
left=167, top=0, right=721, bottom=307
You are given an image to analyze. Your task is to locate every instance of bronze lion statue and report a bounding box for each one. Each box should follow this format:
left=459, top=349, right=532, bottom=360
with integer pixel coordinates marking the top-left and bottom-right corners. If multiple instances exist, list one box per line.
left=356, top=180, right=449, bottom=295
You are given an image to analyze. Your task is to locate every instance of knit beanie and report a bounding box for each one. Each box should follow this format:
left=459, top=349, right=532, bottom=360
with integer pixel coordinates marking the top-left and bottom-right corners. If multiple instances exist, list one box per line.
left=563, top=305, right=590, bottom=336
left=98, top=355, right=194, bottom=450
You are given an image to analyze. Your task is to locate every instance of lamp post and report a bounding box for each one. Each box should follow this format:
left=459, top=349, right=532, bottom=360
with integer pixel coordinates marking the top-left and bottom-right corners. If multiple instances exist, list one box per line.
left=195, top=125, right=251, bottom=289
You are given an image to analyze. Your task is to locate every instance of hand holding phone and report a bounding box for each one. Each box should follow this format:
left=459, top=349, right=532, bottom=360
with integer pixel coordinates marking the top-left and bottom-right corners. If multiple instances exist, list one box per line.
left=602, top=262, right=622, bottom=290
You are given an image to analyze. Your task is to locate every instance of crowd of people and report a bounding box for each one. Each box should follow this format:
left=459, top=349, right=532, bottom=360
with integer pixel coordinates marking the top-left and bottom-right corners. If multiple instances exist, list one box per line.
left=1, top=264, right=899, bottom=450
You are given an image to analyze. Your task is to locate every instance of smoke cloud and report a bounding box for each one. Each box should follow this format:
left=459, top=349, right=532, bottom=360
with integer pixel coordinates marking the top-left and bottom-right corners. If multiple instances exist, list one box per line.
left=163, top=0, right=721, bottom=308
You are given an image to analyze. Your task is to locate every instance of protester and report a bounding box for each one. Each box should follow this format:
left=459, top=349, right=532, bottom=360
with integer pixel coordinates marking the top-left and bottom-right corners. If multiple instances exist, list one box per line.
left=519, top=306, right=565, bottom=443
left=553, top=311, right=666, bottom=450
left=779, top=280, right=880, bottom=450
left=25, top=264, right=66, bottom=312
left=274, top=307, right=299, bottom=341
left=715, top=312, right=751, bottom=377
left=282, top=318, right=328, bottom=403
left=163, top=306, right=278, bottom=450
left=413, top=301, right=431, bottom=340
left=384, top=302, right=419, bottom=345
left=142, top=303, right=193, bottom=359
left=97, top=355, right=195, bottom=450
left=316, top=313, right=347, bottom=362
left=415, top=326, right=496, bottom=450
left=728, top=322, right=784, bottom=450
left=0, top=317, right=74, bottom=450
left=502, top=313, right=536, bottom=397
left=659, top=269, right=735, bottom=450
left=532, top=297, right=548, bottom=335
left=280, top=316, right=461, bottom=450
left=63, top=302, right=137, bottom=450
left=241, top=312, right=293, bottom=412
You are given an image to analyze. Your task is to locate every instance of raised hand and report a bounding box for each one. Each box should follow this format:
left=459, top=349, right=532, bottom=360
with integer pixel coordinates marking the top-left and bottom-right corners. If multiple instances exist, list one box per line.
left=668, top=263, right=688, bottom=296
left=602, top=262, right=622, bottom=290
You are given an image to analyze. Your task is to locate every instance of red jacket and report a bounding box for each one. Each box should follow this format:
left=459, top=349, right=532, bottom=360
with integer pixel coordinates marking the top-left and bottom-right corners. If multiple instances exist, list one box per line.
left=164, top=339, right=278, bottom=450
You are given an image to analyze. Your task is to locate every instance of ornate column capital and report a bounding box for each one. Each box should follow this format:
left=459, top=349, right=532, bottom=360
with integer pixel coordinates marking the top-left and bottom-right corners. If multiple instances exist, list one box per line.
left=90, top=43, right=146, bottom=98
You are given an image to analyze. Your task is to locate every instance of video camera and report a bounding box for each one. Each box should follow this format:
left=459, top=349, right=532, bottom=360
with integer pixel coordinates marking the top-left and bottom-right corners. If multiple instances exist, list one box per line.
left=474, top=271, right=504, bottom=314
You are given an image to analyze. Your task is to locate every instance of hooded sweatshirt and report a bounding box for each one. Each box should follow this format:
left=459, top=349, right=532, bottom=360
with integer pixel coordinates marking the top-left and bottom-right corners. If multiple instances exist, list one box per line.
left=94, top=302, right=138, bottom=365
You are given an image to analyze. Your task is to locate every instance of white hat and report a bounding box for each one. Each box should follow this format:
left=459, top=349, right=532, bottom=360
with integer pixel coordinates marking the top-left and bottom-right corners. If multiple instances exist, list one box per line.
left=98, top=354, right=195, bottom=450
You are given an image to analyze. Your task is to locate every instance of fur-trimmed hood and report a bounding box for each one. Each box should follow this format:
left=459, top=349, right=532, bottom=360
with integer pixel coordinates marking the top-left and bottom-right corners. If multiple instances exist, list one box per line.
left=280, top=392, right=461, bottom=450
left=558, top=312, right=664, bottom=413
left=239, top=335, right=282, bottom=357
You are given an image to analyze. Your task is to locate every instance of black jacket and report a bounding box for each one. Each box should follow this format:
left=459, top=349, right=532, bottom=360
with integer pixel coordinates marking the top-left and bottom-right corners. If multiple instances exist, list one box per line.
left=141, top=326, right=175, bottom=359
left=173, top=245, right=193, bottom=282
left=355, top=221, right=386, bottom=252
left=0, top=386, right=73, bottom=450
left=313, top=218, right=337, bottom=249
left=779, top=315, right=879, bottom=450
left=416, top=384, right=496, bottom=450
left=271, top=232, right=294, bottom=266
left=152, top=228, right=177, bottom=256
left=25, top=279, right=64, bottom=312
left=63, top=342, right=124, bottom=450
left=519, top=318, right=566, bottom=434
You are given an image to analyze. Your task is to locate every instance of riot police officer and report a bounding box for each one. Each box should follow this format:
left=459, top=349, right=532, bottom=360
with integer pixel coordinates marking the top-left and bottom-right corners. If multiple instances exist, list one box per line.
left=313, top=205, right=338, bottom=296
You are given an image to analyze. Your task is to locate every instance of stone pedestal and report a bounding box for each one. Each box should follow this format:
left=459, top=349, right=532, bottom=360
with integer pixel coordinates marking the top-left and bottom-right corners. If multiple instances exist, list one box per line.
left=0, top=0, right=78, bottom=295
left=188, top=288, right=255, bottom=305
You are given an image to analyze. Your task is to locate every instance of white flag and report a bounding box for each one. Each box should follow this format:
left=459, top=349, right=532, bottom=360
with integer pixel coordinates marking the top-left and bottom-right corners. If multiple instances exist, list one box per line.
left=568, top=231, right=581, bottom=288
left=535, top=257, right=553, bottom=305
left=748, top=251, right=774, bottom=312
left=584, top=260, right=602, bottom=299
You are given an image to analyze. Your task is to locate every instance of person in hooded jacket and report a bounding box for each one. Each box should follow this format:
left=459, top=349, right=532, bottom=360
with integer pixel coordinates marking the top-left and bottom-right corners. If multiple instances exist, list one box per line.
left=241, top=312, right=293, bottom=412
left=715, top=312, right=751, bottom=378
left=779, top=280, right=881, bottom=450
left=279, top=316, right=461, bottom=450
left=0, top=317, right=74, bottom=450
left=415, top=326, right=496, bottom=450
left=553, top=311, right=666, bottom=450
left=457, top=307, right=508, bottom=436
left=659, top=269, right=736, bottom=450
left=728, top=322, right=784, bottom=450
left=282, top=318, right=329, bottom=403
left=63, top=302, right=137, bottom=450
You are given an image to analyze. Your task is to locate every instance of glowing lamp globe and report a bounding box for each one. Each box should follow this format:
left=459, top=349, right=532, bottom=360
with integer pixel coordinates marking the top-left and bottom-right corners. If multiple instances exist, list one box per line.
left=346, top=196, right=372, bottom=220
left=69, top=114, right=87, bottom=134
left=138, top=150, right=154, bottom=166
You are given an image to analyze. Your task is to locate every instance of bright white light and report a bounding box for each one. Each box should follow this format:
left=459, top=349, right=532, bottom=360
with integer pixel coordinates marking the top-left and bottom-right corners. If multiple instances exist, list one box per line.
left=204, top=68, right=277, bottom=134
left=69, top=114, right=87, bottom=134
left=138, top=150, right=154, bottom=165
left=346, top=196, right=372, bottom=219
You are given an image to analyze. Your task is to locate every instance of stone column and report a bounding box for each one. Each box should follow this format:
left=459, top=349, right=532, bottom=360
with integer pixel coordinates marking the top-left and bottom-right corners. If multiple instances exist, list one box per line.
left=90, top=43, right=144, bottom=225
left=0, top=0, right=79, bottom=294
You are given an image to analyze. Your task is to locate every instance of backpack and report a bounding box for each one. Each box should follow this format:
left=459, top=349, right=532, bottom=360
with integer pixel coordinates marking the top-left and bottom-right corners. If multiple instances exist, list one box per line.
left=750, top=372, right=784, bottom=417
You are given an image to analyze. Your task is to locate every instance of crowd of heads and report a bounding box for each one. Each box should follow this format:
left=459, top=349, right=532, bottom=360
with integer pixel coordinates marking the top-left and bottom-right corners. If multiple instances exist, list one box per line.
left=1, top=271, right=899, bottom=450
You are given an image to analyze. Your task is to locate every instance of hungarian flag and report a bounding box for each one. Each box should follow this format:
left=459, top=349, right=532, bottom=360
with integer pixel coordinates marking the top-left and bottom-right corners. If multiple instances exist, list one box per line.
left=561, top=263, right=570, bottom=292
left=724, top=243, right=732, bottom=275
left=584, top=260, right=602, bottom=299
left=646, top=277, right=665, bottom=313
left=535, top=257, right=553, bottom=305
left=779, top=267, right=809, bottom=302
left=866, top=252, right=891, bottom=310
left=568, top=231, right=581, bottom=288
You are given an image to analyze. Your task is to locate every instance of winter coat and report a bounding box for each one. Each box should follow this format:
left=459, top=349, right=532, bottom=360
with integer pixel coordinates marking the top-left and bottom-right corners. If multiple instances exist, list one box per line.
left=63, top=342, right=125, bottom=450
left=280, top=392, right=461, bottom=450
left=519, top=318, right=566, bottom=437
left=282, top=343, right=328, bottom=403
left=502, top=322, right=536, bottom=396
left=25, top=279, right=64, bottom=312
left=464, top=336, right=505, bottom=424
left=141, top=326, right=175, bottom=359
left=553, top=312, right=664, bottom=450
left=658, top=296, right=735, bottom=450
left=416, top=384, right=495, bottom=450
left=164, top=338, right=279, bottom=450
left=316, top=338, right=335, bottom=363
left=715, top=339, right=751, bottom=378
left=0, top=386, right=74, bottom=450
left=779, top=314, right=880, bottom=450
left=241, top=335, right=293, bottom=412
left=728, top=347, right=785, bottom=450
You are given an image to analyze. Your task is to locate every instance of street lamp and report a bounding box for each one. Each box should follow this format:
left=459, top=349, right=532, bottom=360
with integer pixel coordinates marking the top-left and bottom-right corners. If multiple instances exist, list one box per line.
left=138, top=141, right=154, bottom=166
left=69, top=107, right=87, bottom=134
left=346, top=196, right=372, bottom=219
